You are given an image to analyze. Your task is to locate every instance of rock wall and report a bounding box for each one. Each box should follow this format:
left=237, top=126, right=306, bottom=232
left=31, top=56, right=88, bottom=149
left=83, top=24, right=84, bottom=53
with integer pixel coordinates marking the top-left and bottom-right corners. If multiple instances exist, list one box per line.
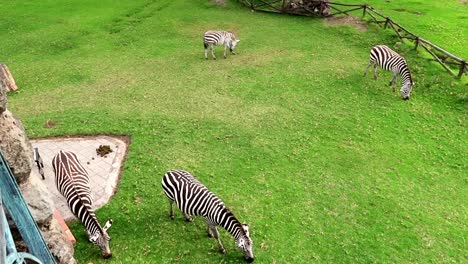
left=0, top=70, right=76, bottom=264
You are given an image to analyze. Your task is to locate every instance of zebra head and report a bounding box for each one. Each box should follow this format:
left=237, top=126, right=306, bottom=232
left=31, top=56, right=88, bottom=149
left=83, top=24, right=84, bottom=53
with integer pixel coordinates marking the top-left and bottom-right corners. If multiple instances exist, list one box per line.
left=229, top=39, right=240, bottom=53
left=401, top=81, right=414, bottom=100
left=236, top=224, right=254, bottom=262
left=89, top=219, right=113, bottom=259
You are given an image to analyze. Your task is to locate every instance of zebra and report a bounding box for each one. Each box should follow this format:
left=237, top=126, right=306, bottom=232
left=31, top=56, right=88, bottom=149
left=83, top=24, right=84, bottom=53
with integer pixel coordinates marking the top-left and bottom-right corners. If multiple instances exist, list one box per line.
left=33, top=147, right=45, bottom=180
left=204, top=30, right=240, bottom=59
left=364, top=45, right=415, bottom=100
left=161, top=169, right=254, bottom=262
left=52, top=150, right=113, bottom=259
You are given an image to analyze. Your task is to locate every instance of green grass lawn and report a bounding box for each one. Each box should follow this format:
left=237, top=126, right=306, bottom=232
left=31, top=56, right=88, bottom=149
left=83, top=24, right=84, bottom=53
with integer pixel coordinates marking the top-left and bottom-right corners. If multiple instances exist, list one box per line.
left=1, top=0, right=467, bottom=263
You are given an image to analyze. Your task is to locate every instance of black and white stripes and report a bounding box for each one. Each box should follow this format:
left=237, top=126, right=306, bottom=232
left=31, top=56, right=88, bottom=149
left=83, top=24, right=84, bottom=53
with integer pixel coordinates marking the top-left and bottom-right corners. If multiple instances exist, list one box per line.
left=365, top=45, right=415, bottom=100
left=52, top=150, right=113, bottom=259
left=204, top=30, right=240, bottom=59
left=162, top=169, right=254, bottom=262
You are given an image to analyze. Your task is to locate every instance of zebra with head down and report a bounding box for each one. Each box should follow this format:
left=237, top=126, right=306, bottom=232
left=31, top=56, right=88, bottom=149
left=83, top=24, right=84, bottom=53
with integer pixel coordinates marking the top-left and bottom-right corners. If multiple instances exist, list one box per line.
left=162, top=169, right=254, bottom=262
left=203, top=30, right=240, bottom=59
left=365, top=45, right=415, bottom=100
left=52, top=150, right=113, bottom=259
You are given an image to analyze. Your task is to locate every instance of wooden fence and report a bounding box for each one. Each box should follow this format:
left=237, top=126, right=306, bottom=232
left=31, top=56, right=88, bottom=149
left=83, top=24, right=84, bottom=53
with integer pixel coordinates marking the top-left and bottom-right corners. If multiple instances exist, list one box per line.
left=237, top=0, right=467, bottom=78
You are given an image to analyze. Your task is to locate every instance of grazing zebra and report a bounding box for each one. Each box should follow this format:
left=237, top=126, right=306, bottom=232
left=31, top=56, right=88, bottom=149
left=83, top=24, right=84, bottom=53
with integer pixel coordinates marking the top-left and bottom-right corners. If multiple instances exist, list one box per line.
left=52, top=150, right=113, bottom=259
left=161, top=170, right=254, bottom=262
left=364, top=45, right=415, bottom=100
left=204, top=30, right=240, bottom=59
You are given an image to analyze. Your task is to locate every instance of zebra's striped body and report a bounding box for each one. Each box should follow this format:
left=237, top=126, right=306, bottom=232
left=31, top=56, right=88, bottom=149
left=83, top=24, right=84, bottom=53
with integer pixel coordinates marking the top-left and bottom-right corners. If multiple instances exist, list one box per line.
left=365, top=45, right=414, bottom=100
left=52, top=150, right=113, bottom=259
left=162, top=170, right=254, bottom=262
left=204, top=31, right=240, bottom=59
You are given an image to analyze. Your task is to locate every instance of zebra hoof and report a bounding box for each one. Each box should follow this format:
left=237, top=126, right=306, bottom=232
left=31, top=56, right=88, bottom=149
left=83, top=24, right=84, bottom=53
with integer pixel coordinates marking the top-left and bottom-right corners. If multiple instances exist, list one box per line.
left=170, top=215, right=174, bottom=220
left=220, top=248, right=227, bottom=255
left=185, top=217, right=193, bottom=222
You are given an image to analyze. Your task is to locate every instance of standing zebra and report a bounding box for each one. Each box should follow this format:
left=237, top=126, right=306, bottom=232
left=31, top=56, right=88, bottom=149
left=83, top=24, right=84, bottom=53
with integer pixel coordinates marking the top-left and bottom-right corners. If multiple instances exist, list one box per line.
left=364, top=45, right=415, bottom=100
left=52, top=150, right=113, bottom=259
left=161, top=170, right=254, bottom=262
left=204, top=30, right=240, bottom=59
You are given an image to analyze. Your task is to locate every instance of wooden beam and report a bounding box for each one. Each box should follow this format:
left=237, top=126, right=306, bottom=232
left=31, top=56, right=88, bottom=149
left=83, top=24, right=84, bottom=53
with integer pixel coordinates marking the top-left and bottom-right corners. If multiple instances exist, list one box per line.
left=420, top=43, right=457, bottom=77
left=418, top=38, right=464, bottom=63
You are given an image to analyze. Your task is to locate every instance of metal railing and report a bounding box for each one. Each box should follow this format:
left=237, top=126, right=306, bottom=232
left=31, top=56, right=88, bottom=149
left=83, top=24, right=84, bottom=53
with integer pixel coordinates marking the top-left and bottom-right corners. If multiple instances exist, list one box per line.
left=0, top=149, right=56, bottom=264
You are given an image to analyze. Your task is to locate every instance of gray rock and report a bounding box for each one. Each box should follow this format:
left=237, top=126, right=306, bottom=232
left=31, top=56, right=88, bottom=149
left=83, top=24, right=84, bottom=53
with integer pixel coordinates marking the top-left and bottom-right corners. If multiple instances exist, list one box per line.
left=41, top=217, right=77, bottom=264
left=0, top=109, right=33, bottom=183
left=20, top=175, right=54, bottom=227
left=0, top=78, right=6, bottom=113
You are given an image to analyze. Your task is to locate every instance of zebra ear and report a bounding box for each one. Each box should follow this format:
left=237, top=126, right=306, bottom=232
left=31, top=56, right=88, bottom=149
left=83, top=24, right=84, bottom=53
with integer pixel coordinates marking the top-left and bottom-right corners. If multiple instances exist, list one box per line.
left=103, top=219, right=113, bottom=231
left=242, top=224, right=250, bottom=236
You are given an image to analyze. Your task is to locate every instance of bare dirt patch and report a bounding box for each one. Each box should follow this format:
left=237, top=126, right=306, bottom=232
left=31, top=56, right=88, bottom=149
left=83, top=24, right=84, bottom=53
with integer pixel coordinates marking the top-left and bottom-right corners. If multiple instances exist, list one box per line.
left=325, top=16, right=367, bottom=32
left=212, top=0, right=226, bottom=6
left=392, top=8, right=423, bottom=15
left=460, top=0, right=467, bottom=3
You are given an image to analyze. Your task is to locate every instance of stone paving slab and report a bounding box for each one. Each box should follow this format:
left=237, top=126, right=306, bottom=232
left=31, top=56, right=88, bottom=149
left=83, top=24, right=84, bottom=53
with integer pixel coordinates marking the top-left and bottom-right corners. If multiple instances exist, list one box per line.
left=29, top=136, right=128, bottom=222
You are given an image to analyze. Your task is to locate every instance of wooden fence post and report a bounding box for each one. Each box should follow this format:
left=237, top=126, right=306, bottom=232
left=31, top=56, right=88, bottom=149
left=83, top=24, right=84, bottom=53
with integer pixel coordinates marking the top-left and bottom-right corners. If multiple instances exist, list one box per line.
left=362, top=5, right=367, bottom=17
left=384, top=17, right=390, bottom=29
left=458, top=61, right=467, bottom=79
left=415, top=37, right=419, bottom=50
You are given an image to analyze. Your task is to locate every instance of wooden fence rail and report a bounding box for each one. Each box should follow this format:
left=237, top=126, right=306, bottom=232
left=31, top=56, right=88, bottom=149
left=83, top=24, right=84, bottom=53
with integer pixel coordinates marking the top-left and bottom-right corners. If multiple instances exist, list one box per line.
left=237, top=0, right=467, bottom=78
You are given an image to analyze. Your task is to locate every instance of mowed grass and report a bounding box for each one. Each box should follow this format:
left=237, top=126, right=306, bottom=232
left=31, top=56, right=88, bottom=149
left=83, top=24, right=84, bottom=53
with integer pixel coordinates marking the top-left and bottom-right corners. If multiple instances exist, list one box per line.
left=1, top=0, right=467, bottom=263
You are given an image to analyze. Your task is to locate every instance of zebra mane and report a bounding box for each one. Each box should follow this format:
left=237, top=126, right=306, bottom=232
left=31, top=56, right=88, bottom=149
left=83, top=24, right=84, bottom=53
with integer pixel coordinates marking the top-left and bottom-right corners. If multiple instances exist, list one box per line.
left=63, top=169, right=104, bottom=234
left=220, top=206, right=248, bottom=238
left=73, top=194, right=106, bottom=235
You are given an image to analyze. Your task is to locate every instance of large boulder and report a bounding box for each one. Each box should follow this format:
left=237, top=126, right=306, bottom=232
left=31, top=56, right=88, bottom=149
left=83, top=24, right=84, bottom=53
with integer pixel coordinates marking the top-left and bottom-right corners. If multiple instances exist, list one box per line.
left=20, top=175, right=54, bottom=226
left=41, top=217, right=77, bottom=264
left=0, top=109, right=33, bottom=183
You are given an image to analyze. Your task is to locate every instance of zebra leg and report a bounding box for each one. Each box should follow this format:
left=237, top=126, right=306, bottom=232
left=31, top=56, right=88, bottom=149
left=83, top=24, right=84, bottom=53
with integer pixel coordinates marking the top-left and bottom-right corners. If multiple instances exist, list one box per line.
left=205, top=48, right=208, bottom=59
left=168, top=200, right=174, bottom=220
left=205, top=218, right=214, bottom=237
left=210, top=46, right=216, bottom=60
left=223, top=45, right=227, bottom=59
left=184, top=213, right=193, bottom=222
left=208, top=224, right=226, bottom=254
left=390, top=73, right=397, bottom=92
left=373, top=64, right=379, bottom=80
